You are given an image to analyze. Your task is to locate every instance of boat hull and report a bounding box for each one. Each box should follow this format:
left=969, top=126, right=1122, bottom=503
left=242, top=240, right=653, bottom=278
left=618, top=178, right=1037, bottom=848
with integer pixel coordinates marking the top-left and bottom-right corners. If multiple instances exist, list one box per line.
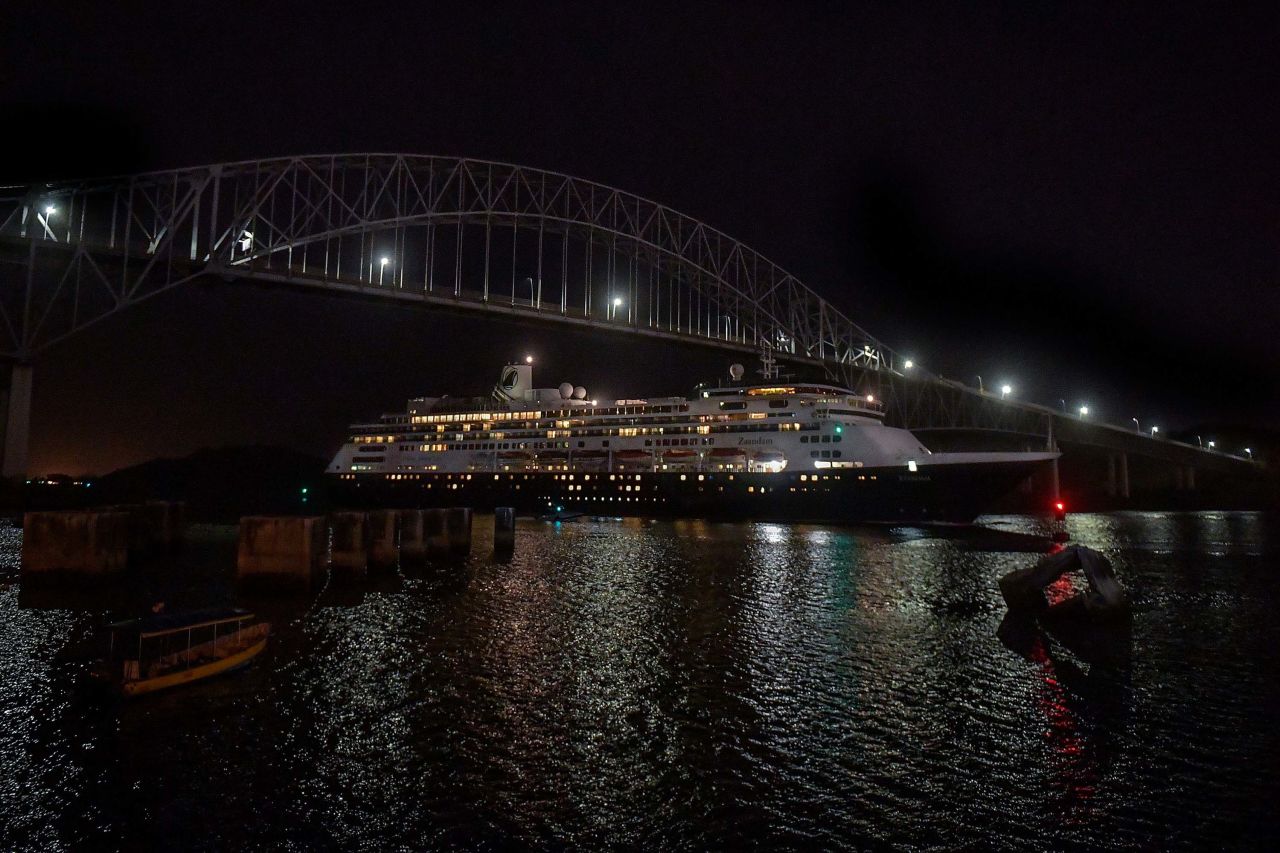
left=328, top=458, right=1047, bottom=523
left=120, top=637, right=268, bottom=697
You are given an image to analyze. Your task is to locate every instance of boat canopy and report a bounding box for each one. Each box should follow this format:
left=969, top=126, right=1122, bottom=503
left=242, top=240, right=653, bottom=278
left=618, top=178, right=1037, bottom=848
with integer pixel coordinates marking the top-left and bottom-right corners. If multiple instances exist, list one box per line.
left=105, top=608, right=255, bottom=640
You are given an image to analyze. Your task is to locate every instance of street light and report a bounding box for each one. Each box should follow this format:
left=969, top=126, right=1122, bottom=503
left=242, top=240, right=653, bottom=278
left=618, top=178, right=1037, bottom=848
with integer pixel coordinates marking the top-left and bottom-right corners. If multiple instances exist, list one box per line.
left=1244, top=447, right=1253, bottom=459
left=379, top=256, right=390, bottom=286
left=1151, top=426, right=1160, bottom=436
left=1208, top=440, right=1216, bottom=450
left=525, top=354, right=534, bottom=364
left=975, top=375, right=984, bottom=392
left=1000, top=383, right=1012, bottom=399
left=44, top=204, right=56, bottom=216
left=904, top=359, right=914, bottom=370
left=1078, top=405, right=1089, bottom=417
left=1131, top=417, right=1140, bottom=432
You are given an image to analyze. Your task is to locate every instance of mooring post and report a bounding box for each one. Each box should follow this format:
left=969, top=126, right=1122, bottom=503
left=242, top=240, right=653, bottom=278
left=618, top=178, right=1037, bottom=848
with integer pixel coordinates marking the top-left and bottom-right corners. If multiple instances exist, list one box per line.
left=2, top=363, right=33, bottom=479
left=494, top=506, right=515, bottom=553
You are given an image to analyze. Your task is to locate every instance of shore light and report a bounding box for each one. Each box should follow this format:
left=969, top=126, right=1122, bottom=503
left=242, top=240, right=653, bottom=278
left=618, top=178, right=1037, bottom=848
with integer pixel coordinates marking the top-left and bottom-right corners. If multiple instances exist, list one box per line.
left=904, top=359, right=914, bottom=370
left=1078, top=405, right=1089, bottom=417
left=1000, top=384, right=1012, bottom=399
left=525, top=354, right=534, bottom=364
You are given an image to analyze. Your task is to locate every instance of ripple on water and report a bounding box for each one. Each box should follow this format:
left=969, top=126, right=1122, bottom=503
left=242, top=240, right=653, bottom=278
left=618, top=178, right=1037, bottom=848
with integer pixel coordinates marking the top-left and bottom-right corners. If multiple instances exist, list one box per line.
left=0, top=512, right=1278, bottom=850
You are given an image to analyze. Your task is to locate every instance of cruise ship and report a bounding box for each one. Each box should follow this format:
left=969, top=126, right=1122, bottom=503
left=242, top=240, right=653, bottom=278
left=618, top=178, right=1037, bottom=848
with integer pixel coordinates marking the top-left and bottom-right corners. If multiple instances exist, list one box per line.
left=326, top=358, right=1057, bottom=523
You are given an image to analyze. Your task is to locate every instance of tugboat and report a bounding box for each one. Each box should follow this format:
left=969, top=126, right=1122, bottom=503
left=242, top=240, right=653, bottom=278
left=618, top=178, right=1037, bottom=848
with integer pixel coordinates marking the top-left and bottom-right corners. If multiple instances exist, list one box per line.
left=91, top=609, right=270, bottom=697
left=327, top=356, right=1057, bottom=523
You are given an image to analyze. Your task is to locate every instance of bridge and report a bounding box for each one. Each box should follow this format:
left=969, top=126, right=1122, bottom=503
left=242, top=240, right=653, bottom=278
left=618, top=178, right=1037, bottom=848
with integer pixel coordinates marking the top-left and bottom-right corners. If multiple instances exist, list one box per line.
left=0, top=154, right=1265, bottom=505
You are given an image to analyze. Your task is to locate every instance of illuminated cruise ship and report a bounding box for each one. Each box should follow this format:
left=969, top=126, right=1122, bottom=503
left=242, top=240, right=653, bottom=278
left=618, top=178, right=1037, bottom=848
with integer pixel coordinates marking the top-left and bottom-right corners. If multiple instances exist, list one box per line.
left=326, top=358, right=1057, bottom=522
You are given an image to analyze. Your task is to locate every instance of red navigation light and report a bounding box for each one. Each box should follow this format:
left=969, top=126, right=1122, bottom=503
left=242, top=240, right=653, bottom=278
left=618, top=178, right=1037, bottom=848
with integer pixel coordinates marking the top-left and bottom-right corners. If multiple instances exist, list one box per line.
left=1055, top=501, right=1065, bottom=512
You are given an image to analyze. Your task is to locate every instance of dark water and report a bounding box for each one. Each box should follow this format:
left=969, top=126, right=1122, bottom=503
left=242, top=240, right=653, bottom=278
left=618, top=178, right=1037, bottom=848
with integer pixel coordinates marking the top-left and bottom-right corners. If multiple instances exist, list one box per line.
left=2, top=512, right=1278, bottom=850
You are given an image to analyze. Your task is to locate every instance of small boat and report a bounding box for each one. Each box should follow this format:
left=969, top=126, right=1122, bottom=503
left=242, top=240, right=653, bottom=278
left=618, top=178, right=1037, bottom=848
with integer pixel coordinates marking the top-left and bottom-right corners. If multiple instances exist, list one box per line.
left=91, top=608, right=270, bottom=697
left=541, top=503, right=584, bottom=522
left=710, top=447, right=746, bottom=458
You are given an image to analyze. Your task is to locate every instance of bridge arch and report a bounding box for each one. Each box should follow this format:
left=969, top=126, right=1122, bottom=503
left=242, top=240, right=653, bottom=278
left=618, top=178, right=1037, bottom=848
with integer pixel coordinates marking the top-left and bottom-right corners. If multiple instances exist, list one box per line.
left=0, top=153, right=900, bottom=372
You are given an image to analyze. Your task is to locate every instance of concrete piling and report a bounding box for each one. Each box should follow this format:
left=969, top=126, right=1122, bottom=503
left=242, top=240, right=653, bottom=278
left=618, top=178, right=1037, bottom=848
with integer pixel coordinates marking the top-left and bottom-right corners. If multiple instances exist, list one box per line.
left=367, top=510, right=400, bottom=571
left=21, top=511, right=131, bottom=579
left=143, top=501, right=186, bottom=548
left=236, top=516, right=327, bottom=589
left=494, top=507, right=515, bottom=553
left=399, top=510, right=427, bottom=565
left=424, top=509, right=449, bottom=557
left=446, top=507, right=473, bottom=556
left=329, top=511, right=369, bottom=578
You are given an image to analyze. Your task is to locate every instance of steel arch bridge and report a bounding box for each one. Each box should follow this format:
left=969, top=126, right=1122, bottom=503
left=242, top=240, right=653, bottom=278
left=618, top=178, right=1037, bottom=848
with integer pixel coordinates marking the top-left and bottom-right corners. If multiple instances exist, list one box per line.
left=0, top=153, right=899, bottom=369
left=8, top=152, right=1242, bottom=485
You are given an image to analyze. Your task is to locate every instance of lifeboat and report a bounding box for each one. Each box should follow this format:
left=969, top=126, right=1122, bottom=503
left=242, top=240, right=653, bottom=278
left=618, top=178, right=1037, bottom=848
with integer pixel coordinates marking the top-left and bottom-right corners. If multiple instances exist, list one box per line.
left=709, top=447, right=746, bottom=458
left=661, top=448, right=697, bottom=458
left=614, top=449, right=651, bottom=460
left=498, top=450, right=532, bottom=460
left=574, top=450, right=609, bottom=459
left=752, top=449, right=785, bottom=461
left=536, top=450, right=569, bottom=460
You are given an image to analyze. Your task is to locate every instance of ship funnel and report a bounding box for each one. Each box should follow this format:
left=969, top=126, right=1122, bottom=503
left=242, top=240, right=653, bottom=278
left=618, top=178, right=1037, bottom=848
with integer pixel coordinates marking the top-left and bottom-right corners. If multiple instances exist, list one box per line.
left=494, top=362, right=534, bottom=403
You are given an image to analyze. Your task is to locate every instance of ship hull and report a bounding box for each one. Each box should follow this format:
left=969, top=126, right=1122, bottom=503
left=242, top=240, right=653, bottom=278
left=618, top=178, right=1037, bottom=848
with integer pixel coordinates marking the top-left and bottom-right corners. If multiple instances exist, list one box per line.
left=326, top=459, right=1045, bottom=524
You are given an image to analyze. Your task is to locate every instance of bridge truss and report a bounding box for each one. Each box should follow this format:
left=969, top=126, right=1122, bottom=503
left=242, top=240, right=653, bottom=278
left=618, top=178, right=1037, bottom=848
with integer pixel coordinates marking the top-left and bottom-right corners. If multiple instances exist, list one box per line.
left=0, top=154, right=900, bottom=374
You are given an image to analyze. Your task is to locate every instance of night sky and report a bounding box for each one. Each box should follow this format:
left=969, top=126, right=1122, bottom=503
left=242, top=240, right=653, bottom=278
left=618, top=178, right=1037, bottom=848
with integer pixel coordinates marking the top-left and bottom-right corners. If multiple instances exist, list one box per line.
left=5, top=2, right=1277, bottom=475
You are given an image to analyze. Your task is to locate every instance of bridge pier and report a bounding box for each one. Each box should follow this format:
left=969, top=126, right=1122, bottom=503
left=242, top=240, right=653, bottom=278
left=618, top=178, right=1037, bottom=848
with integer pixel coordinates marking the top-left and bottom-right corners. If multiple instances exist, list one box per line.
left=2, top=363, right=32, bottom=480
left=1105, top=453, right=1130, bottom=500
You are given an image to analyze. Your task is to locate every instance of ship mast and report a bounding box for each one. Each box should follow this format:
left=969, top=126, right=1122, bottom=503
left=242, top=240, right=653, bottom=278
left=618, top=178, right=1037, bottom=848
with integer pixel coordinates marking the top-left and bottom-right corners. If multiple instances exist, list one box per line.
left=758, top=345, right=780, bottom=382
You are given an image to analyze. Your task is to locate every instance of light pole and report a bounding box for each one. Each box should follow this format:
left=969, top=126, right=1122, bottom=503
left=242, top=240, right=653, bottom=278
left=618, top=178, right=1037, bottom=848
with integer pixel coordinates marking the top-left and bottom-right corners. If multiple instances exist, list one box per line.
left=1131, top=417, right=1140, bottom=432
left=612, top=296, right=623, bottom=320
left=525, top=277, right=535, bottom=307
left=1000, top=384, right=1012, bottom=399
left=1208, top=440, right=1216, bottom=451
left=975, top=375, right=984, bottom=393
left=1059, top=399, right=1066, bottom=412
left=1151, top=426, right=1160, bottom=437
left=904, top=359, right=914, bottom=370
left=1196, top=435, right=1203, bottom=447
left=1078, top=405, right=1089, bottom=418
left=1244, top=447, right=1253, bottom=459
left=379, top=256, right=390, bottom=286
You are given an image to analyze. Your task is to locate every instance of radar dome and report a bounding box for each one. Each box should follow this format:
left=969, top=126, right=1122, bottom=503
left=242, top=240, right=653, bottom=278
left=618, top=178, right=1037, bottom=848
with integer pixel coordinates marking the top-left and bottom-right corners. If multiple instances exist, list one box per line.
left=573, top=385, right=588, bottom=400
left=729, top=363, right=745, bottom=381
left=558, top=382, right=574, bottom=399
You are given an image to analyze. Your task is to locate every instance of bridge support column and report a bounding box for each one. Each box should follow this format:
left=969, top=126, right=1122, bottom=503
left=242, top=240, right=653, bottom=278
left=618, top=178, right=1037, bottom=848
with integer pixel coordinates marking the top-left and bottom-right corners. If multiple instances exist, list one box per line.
left=1106, top=454, right=1117, bottom=497
left=1185, top=466, right=1196, bottom=491
left=1118, top=452, right=1130, bottom=500
left=2, top=363, right=33, bottom=480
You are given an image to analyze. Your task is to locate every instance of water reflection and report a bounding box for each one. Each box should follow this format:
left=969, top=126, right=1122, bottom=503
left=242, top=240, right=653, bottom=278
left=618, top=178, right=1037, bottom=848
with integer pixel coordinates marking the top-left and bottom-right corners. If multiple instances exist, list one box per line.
left=1, top=512, right=1277, bottom=849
